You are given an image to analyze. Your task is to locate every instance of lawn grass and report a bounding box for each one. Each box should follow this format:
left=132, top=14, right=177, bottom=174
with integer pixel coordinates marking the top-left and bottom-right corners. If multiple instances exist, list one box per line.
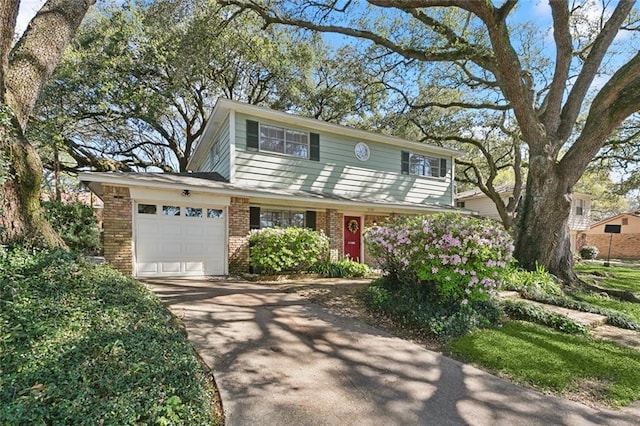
left=575, top=263, right=640, bottom=294
left=448, top=321, right=640, bottom=408
left=0, top=249, right=220, bottom=425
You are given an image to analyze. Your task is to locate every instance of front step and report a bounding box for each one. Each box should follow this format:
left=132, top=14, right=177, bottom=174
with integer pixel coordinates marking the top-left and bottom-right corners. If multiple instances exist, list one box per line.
left=525, top=300, right=608, bottom=329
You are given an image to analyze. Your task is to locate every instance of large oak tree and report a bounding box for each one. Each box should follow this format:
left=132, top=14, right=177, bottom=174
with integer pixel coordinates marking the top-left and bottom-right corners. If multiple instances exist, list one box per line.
left=0, top=0, right=95, bottom=245
left=222, top=0, right=640, bottom=282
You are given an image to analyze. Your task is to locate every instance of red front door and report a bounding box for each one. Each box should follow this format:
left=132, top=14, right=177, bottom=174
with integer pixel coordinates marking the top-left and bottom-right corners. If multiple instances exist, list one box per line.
left=344, top=216, right=361, bottom=261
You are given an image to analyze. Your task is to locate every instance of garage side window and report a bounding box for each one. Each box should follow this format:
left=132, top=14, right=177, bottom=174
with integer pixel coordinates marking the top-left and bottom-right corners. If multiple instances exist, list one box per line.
left=207, top=208, right=224, bottom=219
left=162, top=205, right=180, bottom=216
left=138, top=204, right=157, bottom=214
left=185, top=207, right=202, bottom=217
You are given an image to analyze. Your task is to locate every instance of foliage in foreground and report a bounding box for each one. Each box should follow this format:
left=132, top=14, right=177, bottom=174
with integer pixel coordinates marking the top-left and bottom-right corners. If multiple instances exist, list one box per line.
left=448, top=321, right=640, bottom=408
left=364, top=278, right=503, bottom=338
left=0, top=249, right=219, bottom=425
left=42, top=200, right=101, bottom=255
left=365, top=214, right=514, bottom=306
left=249, top=227, right=329, bottom=274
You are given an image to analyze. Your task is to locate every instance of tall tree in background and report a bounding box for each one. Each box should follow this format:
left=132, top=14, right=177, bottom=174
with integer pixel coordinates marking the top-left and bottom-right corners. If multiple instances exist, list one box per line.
left=31, top=0, right=385, bottom=173
left=222, top=0, right=640, bottom=282
left=0, top=0, right=95, bottom=246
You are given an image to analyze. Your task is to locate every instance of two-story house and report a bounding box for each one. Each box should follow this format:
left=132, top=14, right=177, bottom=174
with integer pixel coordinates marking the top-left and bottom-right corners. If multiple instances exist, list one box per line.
left=455, top=183, right=592, bottom=252
left=80, top=99, right=462, bottom=277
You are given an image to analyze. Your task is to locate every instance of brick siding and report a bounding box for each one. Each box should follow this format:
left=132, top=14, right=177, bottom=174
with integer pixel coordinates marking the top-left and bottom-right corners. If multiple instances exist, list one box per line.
left=102, top=185, right=132, bottom=274
left=584, top=233, right=640, bottom=260
left=324, top=209, right=343, bottom=261
left=228, top=197, right=250, bottom=273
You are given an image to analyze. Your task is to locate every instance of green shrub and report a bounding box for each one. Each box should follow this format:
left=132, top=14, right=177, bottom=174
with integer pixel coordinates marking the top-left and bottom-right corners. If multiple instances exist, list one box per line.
left=365, top=213, right=514, bottom=305
left=0, top=248, right=219, bottom=425
left=580, top=245, right=599, bottom=259
left=363, top=279, right=503, bottom=338
left=249, top=227, right=329, bottom=274
left=503, top=264, right=563, bottom=297
left=502, top=299, right=589, bottom=335
left=363, top=279, right=391, bottom=308
left=42, top=200, right=101, bottom=255
left=313, top=257, right=373, bottom=278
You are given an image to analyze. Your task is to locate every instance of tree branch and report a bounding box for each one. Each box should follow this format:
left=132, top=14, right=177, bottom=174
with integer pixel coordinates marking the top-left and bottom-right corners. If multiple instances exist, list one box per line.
left=6, top=0, right=96, bottom=130
left=541, top=1, right=571, bottom=135
left=561, top=51, right=640, bottom=182
left=557, top=0, right=635, bottom=144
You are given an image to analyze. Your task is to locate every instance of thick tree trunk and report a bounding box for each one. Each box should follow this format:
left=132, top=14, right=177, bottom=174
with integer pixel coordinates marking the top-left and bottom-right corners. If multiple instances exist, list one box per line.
left=0, top=121, right=64, bottom=247
left=514, top=154, right=578, bottom=283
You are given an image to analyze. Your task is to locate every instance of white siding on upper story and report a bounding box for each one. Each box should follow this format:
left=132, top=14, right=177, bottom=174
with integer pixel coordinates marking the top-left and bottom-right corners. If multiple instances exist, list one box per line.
left=200, top=113, right=231, bottom=180
left=231, top=112, right=453, bottom=205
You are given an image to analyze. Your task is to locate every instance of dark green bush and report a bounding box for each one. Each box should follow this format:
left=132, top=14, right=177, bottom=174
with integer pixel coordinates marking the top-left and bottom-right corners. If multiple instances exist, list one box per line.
left=502, top=299, right=589, bottom=335
left=42, top=200, right=101, bottom=255
left=313, top=258, right=373, bottom=278
left=363, top=279, right=503, bottom=338
left=249, top=227, right=329, bottom=274
left=579, top=245, right=599, bottom=260
left=0, top=248, right=219, bottom=425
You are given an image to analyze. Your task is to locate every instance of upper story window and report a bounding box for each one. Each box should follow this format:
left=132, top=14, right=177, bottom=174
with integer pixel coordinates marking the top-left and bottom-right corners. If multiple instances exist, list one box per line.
left=260, top=124, right=309, bottom=158
left=401, top=151, right=447, bottom=178
left=574, top=198, right=585, bottom=216
left=246, top=120, right=320, bottom=161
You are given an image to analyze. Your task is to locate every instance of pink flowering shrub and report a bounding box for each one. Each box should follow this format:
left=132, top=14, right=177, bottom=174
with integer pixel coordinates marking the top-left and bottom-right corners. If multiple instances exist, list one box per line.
left=365, top=214, right=514, bottom=304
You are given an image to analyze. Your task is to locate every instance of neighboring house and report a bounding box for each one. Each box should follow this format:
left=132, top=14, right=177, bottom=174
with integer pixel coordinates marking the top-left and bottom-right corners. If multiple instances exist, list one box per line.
left=80, top=98, right=462, bottom=277
left=581, top=211, right=640, bottom=260
left=455, top=183, right=592, bottom=251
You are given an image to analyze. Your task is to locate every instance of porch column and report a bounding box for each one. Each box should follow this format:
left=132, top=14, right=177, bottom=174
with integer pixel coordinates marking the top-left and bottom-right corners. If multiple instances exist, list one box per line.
left=325, top=209, right=343, bottom=261
left=228, top=197, right=250, bottom=274
left=102, top=185, right=132, bottom=275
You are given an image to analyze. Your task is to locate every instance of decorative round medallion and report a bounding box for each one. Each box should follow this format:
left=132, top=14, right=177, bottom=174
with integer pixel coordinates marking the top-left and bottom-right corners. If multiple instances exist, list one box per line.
left=354, top=142, right=370, bottom=161
left=347, top=219, right=359, bottom=234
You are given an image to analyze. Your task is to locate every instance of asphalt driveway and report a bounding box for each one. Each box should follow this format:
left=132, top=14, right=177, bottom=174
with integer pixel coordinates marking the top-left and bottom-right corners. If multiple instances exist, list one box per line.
left=143, top=278, right=640, bottom=426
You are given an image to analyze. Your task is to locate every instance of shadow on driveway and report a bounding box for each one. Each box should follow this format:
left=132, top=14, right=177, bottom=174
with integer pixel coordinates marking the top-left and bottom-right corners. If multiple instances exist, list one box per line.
left=143, top=278, right=639, bottom=426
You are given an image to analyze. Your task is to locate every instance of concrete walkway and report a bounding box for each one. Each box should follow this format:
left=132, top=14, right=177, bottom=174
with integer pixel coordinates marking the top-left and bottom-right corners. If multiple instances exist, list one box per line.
left=144, top=278, right=640, bottom=426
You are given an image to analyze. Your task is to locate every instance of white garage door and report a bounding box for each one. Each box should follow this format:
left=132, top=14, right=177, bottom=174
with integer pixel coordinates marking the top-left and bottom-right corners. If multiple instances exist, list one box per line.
left=135, top=202, right=226, bottom=276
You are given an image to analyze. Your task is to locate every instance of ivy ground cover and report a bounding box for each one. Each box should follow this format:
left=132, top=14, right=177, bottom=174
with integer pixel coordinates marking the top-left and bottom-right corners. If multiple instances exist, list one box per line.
left=0, top=249, right=220, bottom=425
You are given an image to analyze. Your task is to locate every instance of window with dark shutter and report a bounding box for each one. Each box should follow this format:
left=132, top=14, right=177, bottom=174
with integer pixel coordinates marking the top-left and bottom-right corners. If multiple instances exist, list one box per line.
left=440, top=158, right=447, bottom=177
left=246, top=120, right=259, bottom=151
left=249, top=206, right=261, bottom=229
left=306, top=211, right=316, bottom=230
left=401, top=151, right=410, bottom=174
